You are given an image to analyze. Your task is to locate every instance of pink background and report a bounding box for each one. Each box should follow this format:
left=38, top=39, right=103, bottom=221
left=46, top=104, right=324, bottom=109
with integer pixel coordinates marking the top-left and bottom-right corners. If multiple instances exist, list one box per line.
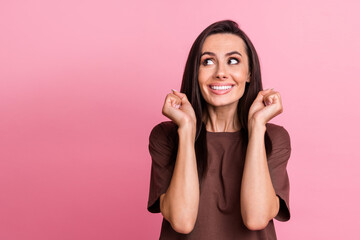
left=1, top=0, right=359, bottom=239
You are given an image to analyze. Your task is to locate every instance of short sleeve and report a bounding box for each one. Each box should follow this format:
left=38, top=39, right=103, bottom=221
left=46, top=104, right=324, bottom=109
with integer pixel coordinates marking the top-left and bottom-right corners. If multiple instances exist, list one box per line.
left=266, top=123, right=292, bottom=222
left=147, top=121, right=178, bottom=213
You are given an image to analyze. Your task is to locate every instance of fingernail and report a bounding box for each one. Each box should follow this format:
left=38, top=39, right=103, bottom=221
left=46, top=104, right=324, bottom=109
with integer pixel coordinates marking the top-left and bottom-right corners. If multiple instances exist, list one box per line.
left=171, top=89, right=177, bottom=92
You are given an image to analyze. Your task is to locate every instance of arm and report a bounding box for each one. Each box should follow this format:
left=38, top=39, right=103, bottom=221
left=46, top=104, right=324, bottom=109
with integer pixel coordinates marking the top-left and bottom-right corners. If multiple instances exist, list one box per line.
left=159, top=89, right=199, bottom=234
left=160, top=124, right=199, bottom=234
left=241, top=88, right=283, bottom=230
left=240, top=122, right=280, bottom=230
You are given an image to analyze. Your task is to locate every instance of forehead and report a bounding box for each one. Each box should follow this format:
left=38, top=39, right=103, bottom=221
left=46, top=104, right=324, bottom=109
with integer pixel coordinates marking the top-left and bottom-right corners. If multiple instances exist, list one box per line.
left=201, top=33, right=247, bottom=54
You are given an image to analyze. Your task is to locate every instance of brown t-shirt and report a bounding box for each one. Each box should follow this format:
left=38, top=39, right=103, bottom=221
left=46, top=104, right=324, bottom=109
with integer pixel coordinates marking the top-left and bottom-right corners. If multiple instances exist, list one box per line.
left=147, top=121, right=291, bottom=240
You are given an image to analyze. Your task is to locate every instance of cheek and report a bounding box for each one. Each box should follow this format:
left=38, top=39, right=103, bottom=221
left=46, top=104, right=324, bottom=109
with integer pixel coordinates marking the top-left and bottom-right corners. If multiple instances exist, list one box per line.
left=198, top=66, right=214, bottom=79
left=234, top=71, right=249, bottom=83
left=197, top=74, right=206, bottom=94
left=197, top=70, right=206, bottom=84
left=232, top=64, right=249, bottom=79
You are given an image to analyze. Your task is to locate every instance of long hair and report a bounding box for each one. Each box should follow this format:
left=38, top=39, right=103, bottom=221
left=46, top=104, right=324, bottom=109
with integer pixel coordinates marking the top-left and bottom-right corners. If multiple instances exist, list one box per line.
left=180, top=20, right=265, bottom=184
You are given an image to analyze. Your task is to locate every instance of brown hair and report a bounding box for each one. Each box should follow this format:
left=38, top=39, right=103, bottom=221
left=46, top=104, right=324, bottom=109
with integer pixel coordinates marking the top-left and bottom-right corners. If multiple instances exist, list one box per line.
left=180, top=19, right=266, bottom=183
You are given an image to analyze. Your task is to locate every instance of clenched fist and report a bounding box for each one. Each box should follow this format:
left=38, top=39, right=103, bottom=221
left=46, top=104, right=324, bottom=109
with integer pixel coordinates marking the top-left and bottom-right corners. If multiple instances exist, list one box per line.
left=162, top=89, right=197, bottom=129
left=248, top=88, right=283, bottom=130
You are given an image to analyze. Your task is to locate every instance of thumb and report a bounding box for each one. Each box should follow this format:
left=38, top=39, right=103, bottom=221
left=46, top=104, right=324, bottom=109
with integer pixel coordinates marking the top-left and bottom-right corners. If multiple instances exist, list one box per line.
left=255, top=88, right=273, bottom=101
left=254, top=90, right=265, bottom=102
left=171, top=89, right=189, bottom=102
left=260, top=88, right=273, bottom=95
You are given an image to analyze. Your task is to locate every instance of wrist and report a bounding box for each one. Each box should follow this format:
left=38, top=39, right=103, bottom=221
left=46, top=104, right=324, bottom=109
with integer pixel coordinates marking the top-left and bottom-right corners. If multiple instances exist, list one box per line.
left=178, top=123, right=196, bottom=141
left=248, top=120, right=266, bottom=137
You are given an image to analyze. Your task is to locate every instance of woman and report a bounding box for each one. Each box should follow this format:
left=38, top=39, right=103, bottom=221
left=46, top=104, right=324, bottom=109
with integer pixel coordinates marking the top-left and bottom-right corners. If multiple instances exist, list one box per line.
left=147, top=20, right=291, bottom=239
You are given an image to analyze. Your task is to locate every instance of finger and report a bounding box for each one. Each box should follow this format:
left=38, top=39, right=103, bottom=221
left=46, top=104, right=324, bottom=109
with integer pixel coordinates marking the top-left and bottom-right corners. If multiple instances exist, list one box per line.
left=264, top=96, right=274, bottom=106
left=166, top=93, right=182, bottom=103
left=171, top=89, right=189, bottom=102
left=170, top=99, right=181, bottom=109
left=260, top=88, right=274, bottom=96
left=170, top=97, right=181, bottom=108
left=165, top=94, right=182, bottom=109
left=264, top=94, right=283, bottom=114
left=254, top=90, right=266, bottom=102
left=170, top=98, right=182, bottom=109
left=263, top=91, right=280, bottom=105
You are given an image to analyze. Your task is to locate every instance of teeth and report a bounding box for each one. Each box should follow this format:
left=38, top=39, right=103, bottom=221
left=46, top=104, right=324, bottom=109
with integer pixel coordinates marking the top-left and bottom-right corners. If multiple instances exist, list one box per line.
left=210, top=85, right=233, bottom=90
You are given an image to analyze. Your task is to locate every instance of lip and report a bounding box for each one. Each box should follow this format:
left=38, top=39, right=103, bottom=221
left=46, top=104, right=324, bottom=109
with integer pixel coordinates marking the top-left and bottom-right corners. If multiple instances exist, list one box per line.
left=209, top=83, right=235, bottom=86
left=208, top=84, right=235, bottom=95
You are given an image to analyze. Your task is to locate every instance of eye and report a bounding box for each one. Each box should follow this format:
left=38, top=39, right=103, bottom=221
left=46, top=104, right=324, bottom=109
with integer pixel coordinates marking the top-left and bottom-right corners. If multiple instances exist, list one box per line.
left=229, top=58, right=239, bottom=64
left=202, top=58, right=214, bottom=66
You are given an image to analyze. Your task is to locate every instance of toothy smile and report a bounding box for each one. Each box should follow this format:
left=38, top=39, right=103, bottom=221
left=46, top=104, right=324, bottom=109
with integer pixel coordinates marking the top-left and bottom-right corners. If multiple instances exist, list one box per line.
left=208, top=84, right=235, bottom=95
left=209, top=85, right=234, bottom=90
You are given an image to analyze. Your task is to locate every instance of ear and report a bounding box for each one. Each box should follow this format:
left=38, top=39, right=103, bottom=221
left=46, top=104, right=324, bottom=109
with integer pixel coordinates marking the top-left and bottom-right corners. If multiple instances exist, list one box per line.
left=246, top=72, right=251, bottom=83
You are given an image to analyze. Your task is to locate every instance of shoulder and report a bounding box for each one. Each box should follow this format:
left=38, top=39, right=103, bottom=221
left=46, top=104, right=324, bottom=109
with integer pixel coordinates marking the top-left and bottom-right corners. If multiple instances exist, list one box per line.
left=149, top=121, right=178, bottom=140
left=149, top=121, right=179, bottom=149
left=148, top=121, right=179, bottom=164
left=265, top=123, right=291, bottom=150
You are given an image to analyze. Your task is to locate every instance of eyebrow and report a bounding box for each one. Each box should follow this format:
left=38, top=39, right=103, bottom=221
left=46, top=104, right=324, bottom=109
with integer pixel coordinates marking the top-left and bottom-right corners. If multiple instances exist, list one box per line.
left=200, top=51, right=242, bottom=57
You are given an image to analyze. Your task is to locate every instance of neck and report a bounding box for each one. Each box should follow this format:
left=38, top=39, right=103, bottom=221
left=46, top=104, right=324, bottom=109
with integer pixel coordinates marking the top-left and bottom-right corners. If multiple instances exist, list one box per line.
left=202, top=102, right=241, bottom=132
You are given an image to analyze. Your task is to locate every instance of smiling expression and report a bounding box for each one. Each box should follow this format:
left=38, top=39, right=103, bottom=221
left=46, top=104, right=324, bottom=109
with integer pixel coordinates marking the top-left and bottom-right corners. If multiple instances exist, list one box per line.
left=198, top=33, right=250, bottom=108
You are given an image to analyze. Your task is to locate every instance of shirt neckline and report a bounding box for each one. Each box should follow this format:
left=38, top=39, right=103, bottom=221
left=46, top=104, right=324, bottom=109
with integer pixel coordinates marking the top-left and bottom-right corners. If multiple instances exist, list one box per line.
left=205, top=129, right=242, bottom=140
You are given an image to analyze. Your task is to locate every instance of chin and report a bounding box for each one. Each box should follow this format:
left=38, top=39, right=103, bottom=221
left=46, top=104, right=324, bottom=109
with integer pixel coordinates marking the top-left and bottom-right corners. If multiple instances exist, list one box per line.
left=206, top=100, right=240, bottom=108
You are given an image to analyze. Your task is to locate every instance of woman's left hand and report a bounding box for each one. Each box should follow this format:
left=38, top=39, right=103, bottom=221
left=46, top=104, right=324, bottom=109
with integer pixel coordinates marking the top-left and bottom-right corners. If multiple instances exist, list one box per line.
left=248, top=89, right=283, bottom=130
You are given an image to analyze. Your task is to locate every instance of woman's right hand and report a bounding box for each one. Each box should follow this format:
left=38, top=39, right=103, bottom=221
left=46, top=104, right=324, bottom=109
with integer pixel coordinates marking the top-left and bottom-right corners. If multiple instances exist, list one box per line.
left=162, top=90, right=196, bottom=129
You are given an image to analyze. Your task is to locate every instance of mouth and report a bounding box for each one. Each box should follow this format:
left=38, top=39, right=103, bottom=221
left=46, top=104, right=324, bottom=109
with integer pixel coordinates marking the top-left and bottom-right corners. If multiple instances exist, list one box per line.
left=208, top=84, right=235, bottom=95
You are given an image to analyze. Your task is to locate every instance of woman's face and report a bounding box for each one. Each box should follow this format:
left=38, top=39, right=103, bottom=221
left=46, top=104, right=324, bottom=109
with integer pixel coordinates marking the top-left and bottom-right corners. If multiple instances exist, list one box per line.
left=198, top=33, right=250, bottom=108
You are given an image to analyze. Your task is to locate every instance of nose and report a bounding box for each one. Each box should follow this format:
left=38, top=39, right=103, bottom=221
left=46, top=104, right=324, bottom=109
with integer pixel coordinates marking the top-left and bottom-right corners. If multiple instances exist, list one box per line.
left=215, top=62, right=228, bottom=80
